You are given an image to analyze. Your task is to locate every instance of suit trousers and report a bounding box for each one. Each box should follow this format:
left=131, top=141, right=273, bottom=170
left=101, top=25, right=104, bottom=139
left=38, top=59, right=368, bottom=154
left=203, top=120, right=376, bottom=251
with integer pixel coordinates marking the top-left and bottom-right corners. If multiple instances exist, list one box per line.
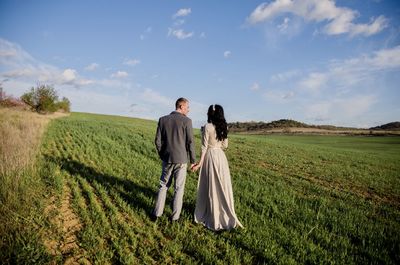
left=153, top=162, right=187, bottom=220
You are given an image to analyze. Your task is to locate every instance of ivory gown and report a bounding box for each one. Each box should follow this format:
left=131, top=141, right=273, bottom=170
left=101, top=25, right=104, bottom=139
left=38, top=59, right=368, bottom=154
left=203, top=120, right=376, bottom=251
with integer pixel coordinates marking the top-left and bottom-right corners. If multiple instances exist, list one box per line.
left=194, top=123, right=243, bottom=231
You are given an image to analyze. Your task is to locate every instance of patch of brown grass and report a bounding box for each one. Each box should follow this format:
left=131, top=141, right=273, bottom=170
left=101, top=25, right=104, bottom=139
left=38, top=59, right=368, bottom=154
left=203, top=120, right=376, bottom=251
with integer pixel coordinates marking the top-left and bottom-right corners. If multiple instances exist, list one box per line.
left=0, top=107, right=69, bottom=262
left=0, top=108, right=68, bottom=176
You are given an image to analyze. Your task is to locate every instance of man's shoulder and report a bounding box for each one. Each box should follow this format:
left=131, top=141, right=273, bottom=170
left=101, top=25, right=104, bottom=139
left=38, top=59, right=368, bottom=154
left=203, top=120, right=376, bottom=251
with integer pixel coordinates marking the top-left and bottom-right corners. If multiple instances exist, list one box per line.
left=161, top=112, right=191, bottom=123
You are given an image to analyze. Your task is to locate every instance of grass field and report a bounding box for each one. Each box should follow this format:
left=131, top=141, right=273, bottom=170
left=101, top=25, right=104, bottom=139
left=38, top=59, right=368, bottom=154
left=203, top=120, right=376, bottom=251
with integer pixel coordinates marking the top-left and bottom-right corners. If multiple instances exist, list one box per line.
left=2, top=112, right=400, bottom=264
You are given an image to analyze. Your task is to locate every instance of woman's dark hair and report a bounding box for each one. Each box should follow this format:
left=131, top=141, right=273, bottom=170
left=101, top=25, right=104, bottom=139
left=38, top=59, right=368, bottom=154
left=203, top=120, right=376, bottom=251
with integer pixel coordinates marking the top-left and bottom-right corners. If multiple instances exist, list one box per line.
left=207, top=104, right=228, bottom=141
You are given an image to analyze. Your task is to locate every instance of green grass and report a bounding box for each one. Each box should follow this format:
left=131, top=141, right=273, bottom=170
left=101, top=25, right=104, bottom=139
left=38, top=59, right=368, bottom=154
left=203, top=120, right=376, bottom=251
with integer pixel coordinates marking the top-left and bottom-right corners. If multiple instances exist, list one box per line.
left=32, top=112, right=400, bottom=263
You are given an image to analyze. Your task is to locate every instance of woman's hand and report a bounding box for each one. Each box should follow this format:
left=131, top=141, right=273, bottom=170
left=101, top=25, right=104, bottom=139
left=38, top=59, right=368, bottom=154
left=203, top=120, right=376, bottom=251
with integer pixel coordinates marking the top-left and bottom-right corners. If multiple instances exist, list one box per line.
left=191, top=163, right=200, bottom=172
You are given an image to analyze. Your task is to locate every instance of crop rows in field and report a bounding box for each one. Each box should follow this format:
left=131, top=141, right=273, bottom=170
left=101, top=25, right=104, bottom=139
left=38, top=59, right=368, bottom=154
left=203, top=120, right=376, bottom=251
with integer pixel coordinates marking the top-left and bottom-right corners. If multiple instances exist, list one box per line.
left=40, top=113, right=400, bottom=264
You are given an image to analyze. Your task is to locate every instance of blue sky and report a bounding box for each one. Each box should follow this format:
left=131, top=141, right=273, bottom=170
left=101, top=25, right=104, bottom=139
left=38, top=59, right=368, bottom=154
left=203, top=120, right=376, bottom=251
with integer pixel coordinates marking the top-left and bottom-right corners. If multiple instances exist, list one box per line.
left=1, top=0, right=399, bottom=128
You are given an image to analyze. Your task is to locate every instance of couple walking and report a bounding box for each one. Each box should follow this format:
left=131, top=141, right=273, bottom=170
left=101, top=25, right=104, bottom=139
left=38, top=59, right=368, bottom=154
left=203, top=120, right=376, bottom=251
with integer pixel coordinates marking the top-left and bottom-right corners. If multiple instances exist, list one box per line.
left=152, top=97, right=243, bottom=231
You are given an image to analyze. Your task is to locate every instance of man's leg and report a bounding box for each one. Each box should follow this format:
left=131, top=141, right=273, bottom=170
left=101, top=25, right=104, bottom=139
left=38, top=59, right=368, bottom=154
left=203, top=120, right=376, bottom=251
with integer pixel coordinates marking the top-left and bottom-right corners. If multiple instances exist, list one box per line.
left=171, top=163, right=187, bottom=221
left=153, top=162, right=174, bottom=217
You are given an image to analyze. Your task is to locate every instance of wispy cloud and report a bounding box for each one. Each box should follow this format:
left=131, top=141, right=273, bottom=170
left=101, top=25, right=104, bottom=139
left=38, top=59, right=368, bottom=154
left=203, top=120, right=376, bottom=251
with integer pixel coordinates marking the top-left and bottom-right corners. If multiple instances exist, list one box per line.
left=305, top=95, right=377, bottom=123
left=110, top=71, right=128, bottom=78
left=277, top=17, right=290, bottom=32
left=140, top=88, right=173, bottom=107
left=169, top=7, right=195, bottom=40
left=168, top=28, right=194, bottom=40
left=223, top=51, right=231, bottom=58
left=270, top=69, right=301, bottom=82
left=299, top=72, right=328, bottom=94
left=123, top=58, right=141, bottom=66
left=84, top=63, right=99, bottom=71
left=247, top=0, right=388, bottom=37
left=173, top=8, right=191, bottom=19
left=0, top=38, right=201, bottom=121
left=298, top=45, right=400, bottom=93
left=140, top=26, right=152, bottom=40
left=250, top=82, right=260, bottom=91
left=173, top=19, right=185, bottom=27
left=0, top=38, right=94, bottom=88
left=263, top=89, right=295, bottom=102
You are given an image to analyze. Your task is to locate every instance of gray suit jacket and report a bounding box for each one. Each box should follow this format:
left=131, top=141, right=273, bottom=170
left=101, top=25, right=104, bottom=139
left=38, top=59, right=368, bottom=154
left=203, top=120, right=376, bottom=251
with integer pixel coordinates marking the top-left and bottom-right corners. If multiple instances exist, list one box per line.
left=155, top=111, right=196, bottom=164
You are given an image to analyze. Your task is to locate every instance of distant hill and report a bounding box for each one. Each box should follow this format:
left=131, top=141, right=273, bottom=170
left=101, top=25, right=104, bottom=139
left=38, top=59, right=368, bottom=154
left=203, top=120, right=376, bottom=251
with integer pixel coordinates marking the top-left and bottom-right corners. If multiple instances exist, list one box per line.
left=369, top=122, right=400, bottom=130
left=228, top=119, right=355, bottom=133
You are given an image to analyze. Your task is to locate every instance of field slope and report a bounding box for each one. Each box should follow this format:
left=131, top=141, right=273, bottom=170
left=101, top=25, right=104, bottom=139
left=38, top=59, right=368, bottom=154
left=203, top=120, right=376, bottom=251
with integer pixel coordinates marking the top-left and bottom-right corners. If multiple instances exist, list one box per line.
left=38, top=112, right=399, bottom=264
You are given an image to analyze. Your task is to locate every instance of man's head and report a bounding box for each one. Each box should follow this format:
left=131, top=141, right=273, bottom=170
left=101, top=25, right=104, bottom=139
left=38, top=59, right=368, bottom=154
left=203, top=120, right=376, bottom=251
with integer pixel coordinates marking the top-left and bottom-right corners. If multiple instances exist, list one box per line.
left=175, top=97, right=189, bottom=116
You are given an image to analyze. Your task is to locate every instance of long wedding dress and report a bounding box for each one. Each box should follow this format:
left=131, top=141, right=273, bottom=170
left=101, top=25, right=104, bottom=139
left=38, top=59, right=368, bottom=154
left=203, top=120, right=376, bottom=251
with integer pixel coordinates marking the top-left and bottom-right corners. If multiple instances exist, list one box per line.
left=194, top=123, right=243, bottom=231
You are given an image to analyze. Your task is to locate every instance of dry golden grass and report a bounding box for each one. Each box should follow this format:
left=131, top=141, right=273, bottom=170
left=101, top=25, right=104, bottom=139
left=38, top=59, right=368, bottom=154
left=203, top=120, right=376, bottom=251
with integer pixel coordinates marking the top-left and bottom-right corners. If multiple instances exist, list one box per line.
left=0, top=107, right=69, bottom=263
left=0, top=108, right=68, bottom=201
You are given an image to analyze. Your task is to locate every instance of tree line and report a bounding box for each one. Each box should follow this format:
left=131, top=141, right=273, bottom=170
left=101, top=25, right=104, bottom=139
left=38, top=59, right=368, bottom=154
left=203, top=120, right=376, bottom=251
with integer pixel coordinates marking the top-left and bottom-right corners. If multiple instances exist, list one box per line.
left=0, top=84, right=70, bottom=113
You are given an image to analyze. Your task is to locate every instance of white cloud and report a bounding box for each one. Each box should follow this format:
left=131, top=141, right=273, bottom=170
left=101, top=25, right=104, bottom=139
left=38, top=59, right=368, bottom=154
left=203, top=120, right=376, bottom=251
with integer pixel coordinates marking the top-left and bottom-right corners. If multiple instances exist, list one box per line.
left=297, top=45, right=400, bottom=94
left=0, top=38, right=189, bottom=121
left=247, top=0, right=388, bottom=37
left=0, top=38, right=94, bottom=88
left=0, top=49, right=17, bottom=58
left=199, top=32, right=206, bottom=38
left=270, top=70, right=301, bottom=82
left=139, top=27, right=152, bottom=40
left=173, top=8, right=191, bottom=19
left=0, top=38, right=36, bottom=67
left=305, top=101, right=331, bottom=121
left=173, top=19, right=185, bottom=27
left=250, top=82, right=260, bottom=91
left=123, top=58, right=141, bottom=66
left=299, top=72, right=328, bottom=93
left=111, top=71, right=128, bottom=78
left=62, top=68, right=77, bottom=83
left=263, top=89, right=295, bottom=102
left=305, top=95, right=377, bottom=122
left=282, top=91, right=295, bottom=99
left=84, top=63, right=99, bottom=71
left=278, top=17, right=290, bottom=32
left=224, top=51, right=231, bottom=58
left=361, top=45, right=400, bottom=69
left=140, top=88, right=173, bottom=107
left=168, top=28, right=194, bottom=40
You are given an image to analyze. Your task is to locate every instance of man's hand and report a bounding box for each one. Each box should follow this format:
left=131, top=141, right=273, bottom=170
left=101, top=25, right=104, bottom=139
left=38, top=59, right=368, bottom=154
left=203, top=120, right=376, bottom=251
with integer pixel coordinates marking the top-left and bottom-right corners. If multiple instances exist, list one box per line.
left=190, top=163, right=200, bottom=172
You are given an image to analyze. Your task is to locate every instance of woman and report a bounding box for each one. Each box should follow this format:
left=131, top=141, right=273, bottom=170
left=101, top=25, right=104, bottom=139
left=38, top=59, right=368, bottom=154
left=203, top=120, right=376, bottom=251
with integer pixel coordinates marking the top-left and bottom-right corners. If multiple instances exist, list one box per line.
left=192, top=104, right=243, bottom=231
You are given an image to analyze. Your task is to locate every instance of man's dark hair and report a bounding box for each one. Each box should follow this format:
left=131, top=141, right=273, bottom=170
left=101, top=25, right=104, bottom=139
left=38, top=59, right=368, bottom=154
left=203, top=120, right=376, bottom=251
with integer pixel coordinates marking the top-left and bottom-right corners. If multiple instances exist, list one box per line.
left=175, top=97, right=188, bottom=110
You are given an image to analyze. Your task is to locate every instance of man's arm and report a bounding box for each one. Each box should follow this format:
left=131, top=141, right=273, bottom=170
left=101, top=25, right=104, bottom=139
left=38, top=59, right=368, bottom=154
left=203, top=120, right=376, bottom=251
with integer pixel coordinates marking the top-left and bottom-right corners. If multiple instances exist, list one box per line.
left=155, top=118, right=162, bottom=156
left=186, top=119, right=196, bottom=164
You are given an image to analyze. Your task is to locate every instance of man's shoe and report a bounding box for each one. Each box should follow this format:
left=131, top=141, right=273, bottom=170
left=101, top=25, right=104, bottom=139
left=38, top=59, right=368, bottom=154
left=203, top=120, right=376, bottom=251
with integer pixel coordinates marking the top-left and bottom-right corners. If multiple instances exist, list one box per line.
left=150, top=214, right=158, bottom=222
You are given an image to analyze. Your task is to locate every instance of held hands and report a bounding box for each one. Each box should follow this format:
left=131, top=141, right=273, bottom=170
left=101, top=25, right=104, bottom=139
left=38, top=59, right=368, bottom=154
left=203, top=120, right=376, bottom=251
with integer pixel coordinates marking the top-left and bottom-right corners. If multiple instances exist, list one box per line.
left=190, top=163, right=200, bottom=172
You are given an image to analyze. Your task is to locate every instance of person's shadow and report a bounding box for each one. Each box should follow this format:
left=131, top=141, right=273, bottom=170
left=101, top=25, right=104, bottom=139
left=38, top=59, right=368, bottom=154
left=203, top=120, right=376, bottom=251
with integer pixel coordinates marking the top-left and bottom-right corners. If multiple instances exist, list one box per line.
left=44, top=155, right=266, bottom=262
left=45, top=155, right=196, bottom=220
left=45, top=155, right=157, bottom=216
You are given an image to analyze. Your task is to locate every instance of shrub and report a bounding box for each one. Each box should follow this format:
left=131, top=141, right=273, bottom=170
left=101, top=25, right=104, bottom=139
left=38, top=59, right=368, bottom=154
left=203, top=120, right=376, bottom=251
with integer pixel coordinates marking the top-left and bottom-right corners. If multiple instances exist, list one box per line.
left=0, top=91, right=29, bottom=109
left=55, top=97, right=71, bottom=112
left=21, top=84, right=70, bottom=113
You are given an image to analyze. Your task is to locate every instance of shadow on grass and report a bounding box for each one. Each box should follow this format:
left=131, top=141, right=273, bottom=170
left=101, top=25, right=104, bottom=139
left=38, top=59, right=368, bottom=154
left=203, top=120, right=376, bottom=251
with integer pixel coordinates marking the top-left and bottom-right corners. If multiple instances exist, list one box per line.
left=43, top=155, right=266, bottom=262
left=44, top=155, right=156, bottom=217
left=44, top=155, right=196, bottom=221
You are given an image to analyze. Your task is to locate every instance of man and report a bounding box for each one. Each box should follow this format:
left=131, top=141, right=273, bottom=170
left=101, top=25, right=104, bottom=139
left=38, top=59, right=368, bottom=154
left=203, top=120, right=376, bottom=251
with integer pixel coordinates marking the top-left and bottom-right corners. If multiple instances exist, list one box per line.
left=152, top=97, right=196, bottom=221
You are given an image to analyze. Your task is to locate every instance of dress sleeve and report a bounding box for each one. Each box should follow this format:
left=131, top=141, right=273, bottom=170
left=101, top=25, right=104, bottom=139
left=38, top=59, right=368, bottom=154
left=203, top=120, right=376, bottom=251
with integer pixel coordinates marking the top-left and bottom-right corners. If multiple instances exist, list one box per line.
left=201, top=124, right=210, bottom=153
left=221, top=137, right=228, bottom=150
left=198, top=124, right=210, bottom=167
